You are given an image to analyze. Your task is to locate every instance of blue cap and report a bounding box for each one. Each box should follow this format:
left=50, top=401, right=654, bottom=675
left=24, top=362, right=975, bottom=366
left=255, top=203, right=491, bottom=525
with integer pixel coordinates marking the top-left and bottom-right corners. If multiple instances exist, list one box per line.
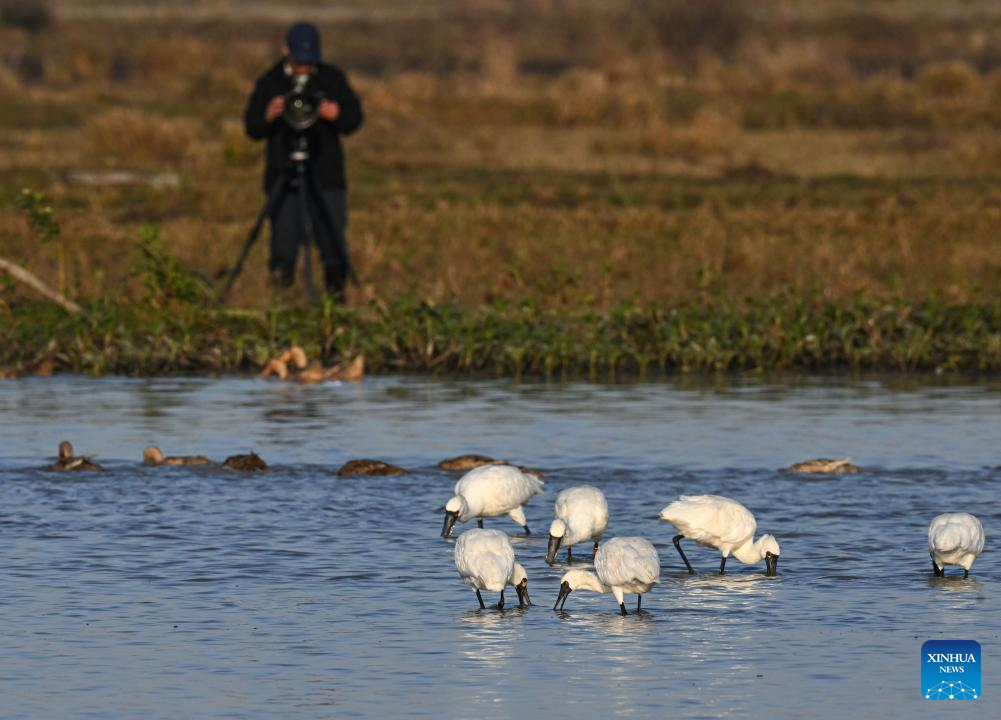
left=285, top=22, right=321, bottom=64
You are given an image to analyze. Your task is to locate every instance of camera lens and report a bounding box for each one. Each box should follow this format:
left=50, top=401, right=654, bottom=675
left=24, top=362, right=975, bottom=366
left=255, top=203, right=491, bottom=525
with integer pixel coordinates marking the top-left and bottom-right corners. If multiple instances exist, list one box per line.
left=283, top=90, right=319, bottom=131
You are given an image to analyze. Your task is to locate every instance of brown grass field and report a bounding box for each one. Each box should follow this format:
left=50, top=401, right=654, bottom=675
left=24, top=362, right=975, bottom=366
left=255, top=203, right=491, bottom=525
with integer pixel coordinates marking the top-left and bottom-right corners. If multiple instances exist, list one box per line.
left=1, top=0, right=1000, bottom=321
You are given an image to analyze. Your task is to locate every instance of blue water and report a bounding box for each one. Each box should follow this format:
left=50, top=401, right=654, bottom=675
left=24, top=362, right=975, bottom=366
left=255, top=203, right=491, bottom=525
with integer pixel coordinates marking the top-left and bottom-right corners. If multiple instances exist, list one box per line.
left=1, top=375, right=998, bottom=718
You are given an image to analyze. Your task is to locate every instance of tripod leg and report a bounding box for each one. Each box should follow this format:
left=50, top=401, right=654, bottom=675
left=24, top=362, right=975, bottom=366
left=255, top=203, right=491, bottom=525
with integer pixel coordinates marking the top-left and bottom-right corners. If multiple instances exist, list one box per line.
left=293, top=162, right=318, bottom=303
left=220, top=178, right=288, bottom=302
left=307, top=179, right=357, bottom=290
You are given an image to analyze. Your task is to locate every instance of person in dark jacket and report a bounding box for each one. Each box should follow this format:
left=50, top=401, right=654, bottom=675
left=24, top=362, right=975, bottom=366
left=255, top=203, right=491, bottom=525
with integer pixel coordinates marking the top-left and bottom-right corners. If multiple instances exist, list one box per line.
left=244, top=22, right=363, bottom=295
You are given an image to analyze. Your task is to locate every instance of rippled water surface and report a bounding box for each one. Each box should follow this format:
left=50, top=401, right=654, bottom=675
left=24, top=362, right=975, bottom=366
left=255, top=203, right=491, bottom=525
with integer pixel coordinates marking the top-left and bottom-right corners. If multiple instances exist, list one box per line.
left=1, top=375, right=999, bottom=719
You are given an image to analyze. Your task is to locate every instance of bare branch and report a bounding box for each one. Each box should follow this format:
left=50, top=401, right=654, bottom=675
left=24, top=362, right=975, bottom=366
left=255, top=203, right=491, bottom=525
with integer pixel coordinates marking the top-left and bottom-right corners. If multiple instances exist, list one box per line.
left=0, top=255, right=85, bottom=315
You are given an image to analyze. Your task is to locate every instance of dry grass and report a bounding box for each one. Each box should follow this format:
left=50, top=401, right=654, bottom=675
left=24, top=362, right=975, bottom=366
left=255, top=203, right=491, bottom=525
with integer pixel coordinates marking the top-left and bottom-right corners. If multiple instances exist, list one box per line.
left=86, top=108, right=201, bottom=168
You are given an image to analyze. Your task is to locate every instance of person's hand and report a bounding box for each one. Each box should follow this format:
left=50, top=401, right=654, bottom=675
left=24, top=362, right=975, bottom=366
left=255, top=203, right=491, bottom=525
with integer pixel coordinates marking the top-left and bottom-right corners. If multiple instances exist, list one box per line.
left=318, top=99, right=341, bottom=122
left=265, top=95, right=285, bottom=123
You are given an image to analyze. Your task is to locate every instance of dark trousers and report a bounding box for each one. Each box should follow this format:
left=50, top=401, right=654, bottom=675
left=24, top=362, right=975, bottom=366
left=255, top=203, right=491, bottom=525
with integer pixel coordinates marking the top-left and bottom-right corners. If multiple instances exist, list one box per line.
left=268, top=186, right=348, bottom=294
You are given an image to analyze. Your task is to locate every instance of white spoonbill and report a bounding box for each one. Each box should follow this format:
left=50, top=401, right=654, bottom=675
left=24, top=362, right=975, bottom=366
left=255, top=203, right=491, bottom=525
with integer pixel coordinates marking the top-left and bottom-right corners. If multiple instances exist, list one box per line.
left=554, top=536, right=660, bottom=615
left=453, top=528, right=531, bottom=609
left=546, top=485, right=609, bottom=565
left=659, top=495, right=780, bottom=576
left=928, top=513, right=984, bottom=579
left=441, top=464, right=544, bottom=537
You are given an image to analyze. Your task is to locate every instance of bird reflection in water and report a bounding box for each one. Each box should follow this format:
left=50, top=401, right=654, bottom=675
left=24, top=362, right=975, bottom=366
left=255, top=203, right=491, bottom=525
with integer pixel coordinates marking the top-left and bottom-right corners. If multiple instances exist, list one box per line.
left=455, top=608, right=528, bottom=704
left=669, top=571, right=782, bottom=615
left=553, top=608, right=657, bottom=636
left=927, top=575, right=984, bottom=603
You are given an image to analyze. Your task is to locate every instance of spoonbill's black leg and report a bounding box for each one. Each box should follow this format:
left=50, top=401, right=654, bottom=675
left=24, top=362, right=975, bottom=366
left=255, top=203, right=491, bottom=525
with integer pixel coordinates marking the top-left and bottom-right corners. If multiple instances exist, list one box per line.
left=636, top=595, right=642, bottom=612
left=475, top=589, right=486, bottom=609
left=719, top=556, right=727, bottom=575
left=964, top=569, right=969, bottom=579
left=932, top=560, right=943, bottom=577
left=619, top=602, right=628, bottom=616
left=567, top=545, right=573, bottom=563
left=522, top=525, right=531, bottom=536
left=673, top=534, right=695, bottom=574
left=496, top=589, right=505, bottom=610
left=477, top=518, right=484, bottom=528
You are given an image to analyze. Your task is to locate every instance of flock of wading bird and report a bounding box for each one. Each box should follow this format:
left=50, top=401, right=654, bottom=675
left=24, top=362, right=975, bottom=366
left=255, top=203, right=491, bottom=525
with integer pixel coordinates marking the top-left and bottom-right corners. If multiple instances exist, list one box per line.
left=47, top=444, right=986, bottom=615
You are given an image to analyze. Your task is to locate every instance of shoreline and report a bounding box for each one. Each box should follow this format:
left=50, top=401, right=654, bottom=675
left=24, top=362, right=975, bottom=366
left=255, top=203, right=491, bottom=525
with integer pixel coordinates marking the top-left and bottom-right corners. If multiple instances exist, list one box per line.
left=4, top=294, right=998, bottom=378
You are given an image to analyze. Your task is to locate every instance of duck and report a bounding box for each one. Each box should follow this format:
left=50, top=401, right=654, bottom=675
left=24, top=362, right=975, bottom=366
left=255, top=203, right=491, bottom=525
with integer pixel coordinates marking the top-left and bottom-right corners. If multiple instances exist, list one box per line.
left=259, top=347, right=364, bottom=384
left=438, top=454, right=503, bottom=472
left=441, top=464, right=544, bottom=537
left=789, top=458, right=861, bottom=474
left=259, top=347, right=309, bottom=380
left=453, top=528, right=531, bottom=609
left=554, top=537, right=660, bottom=615
left=259, top=358, right=290, bottom=380
left=143, top=445, right=215, bottom=466
left=546, top=485, right=609, bottom=565
left=304, top=355, right=364, bottom=383
left=223, top=452, right=268, bottom=471
left=336, top=459, right=406, bottom=476
left=50, top=440, right=105, bottom=472
left=659, top=495, right=780, bottom=576
left=438, top=454, right=544, bottom=479
left=929, top=513, right=985, bottom=579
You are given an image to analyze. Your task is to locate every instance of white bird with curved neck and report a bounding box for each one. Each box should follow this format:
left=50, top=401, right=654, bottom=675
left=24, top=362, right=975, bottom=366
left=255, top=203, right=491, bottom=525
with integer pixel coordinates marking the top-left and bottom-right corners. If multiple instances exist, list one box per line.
left=453, top=528, right=531, bottom=609
left=554, top=536, right=660, bottom=615
left=546, top=485, right=608, bottom=565
left=928, top=512, right=984, bottom=579
left=441, top=464, right=544, bottom=537
left=659, top=495, right=780, bottom=576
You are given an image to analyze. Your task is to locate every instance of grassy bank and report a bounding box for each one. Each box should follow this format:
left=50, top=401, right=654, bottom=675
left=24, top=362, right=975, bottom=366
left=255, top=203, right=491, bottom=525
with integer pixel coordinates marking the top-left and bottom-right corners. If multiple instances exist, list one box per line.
left=4, top=288, right=999, bottom=377
left=2, top=1, right=1000, bottom=377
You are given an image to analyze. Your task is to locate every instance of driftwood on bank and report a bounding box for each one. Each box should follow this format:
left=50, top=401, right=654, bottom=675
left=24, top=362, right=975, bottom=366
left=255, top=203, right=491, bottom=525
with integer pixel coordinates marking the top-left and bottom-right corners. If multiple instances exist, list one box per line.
left=0, top=255, right=85, bottom=315
left=63, top=169, right=181, bottom=188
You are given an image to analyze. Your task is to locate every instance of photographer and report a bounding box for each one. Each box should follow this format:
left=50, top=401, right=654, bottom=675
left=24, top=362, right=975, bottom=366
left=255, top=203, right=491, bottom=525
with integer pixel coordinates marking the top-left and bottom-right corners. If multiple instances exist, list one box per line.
left=244, top=21, right=363, bottom=296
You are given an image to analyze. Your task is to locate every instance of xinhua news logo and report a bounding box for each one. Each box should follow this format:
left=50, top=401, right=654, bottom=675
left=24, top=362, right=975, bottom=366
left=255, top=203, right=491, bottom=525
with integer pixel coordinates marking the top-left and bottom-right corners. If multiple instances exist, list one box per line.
left=922, top=640, right=981, bottom=700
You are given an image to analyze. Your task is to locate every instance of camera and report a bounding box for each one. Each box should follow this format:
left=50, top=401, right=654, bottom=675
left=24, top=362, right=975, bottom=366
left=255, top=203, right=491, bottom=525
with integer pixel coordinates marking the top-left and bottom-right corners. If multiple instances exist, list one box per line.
left=283, top=89, right=325, bottom=131
left=283, top=75, right=325, bottom=131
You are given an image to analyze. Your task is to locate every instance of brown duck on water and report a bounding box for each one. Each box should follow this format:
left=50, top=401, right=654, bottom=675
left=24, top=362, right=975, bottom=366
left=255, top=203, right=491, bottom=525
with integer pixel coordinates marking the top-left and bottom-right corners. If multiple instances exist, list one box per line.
left=223, top=452, right=268, bottom=471
left=259, top=347, right=364, bottom=384
left=296, top=356, right=365, bottom=384
left=337, top=459, right=407, bottom=476
left=143, top=446, right=215, bottom=466
left=438, top=454, right=503, bottom=471
left=438, top=454, right=544, bottom=479
left=51, top=440, right=105, bottom=472
left=789, top=458, right=862, bottom=474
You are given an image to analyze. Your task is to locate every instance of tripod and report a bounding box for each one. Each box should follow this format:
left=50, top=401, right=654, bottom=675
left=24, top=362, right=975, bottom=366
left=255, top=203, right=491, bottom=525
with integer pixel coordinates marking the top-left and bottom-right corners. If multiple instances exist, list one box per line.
left=219, top=134, right=358, bottom=303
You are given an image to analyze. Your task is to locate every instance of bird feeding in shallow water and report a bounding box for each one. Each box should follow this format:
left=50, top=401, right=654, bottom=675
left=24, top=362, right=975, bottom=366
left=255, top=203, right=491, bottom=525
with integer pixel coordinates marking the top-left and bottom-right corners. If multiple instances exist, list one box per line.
left=223, top=452, right=268, bottom=471
left=438, top=455, right=544, bottom=479
left=554, top=537, right=660, bottom=616
left=438, top=454, right=503, bottom=471
left=546, top=485, right=608, bottom=565
left=659, top=495, right=780, bottom=576
left=336, top=459, right=406, bottom=476
left=928, top=512, right=984, bottom=579
left=789, top=458, right=861, bottom=474
left=453, top=528, right=531, bottom=609
left=143, top=446, right=215, bottom=466
left=50, top=441, right=105, bottom=472
left=441, top=464, right=544, bottom=537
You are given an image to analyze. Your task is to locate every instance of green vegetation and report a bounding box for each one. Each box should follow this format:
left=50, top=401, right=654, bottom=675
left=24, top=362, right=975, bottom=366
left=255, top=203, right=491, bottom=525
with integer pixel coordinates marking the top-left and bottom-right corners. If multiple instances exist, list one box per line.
left=3, top=280, right=999, bottom=376
left=2, top=1, right=1000, bottom=377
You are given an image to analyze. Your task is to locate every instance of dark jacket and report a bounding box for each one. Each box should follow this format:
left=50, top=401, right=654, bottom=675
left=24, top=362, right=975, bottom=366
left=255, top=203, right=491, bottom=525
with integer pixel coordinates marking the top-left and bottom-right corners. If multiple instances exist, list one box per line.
left=244, top=61, right=363, bottom=191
